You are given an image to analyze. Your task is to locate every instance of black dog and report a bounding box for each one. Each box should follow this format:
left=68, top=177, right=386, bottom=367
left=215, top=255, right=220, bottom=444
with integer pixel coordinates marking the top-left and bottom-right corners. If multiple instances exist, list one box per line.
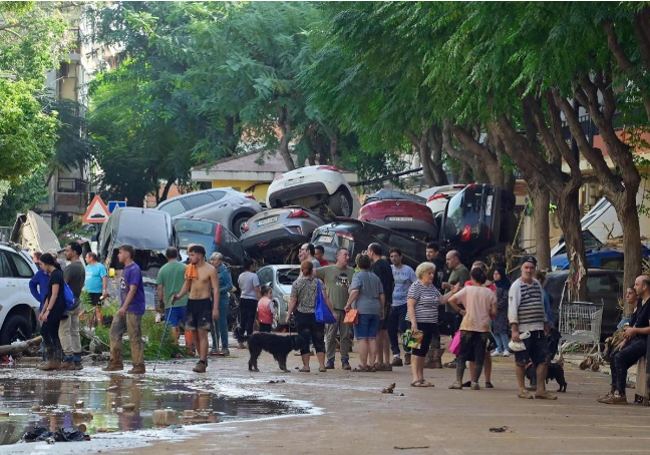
left=248, top=333, right=305, bottom=373
left=525, top=362, right=568, bottom=392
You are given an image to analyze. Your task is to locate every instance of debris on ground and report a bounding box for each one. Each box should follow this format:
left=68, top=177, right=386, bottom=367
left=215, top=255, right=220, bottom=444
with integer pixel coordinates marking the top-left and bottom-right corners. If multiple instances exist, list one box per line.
left=268, top=380, right=286, bottom=384
left=394, top=446, right=430, bottom=450
left=0, top=336, right=42, bottom=357
left=382, top=383, right=396, bottom=394
left=22, top=426, right=90, bottom=443
left=489, top=426, right=508, bottom=433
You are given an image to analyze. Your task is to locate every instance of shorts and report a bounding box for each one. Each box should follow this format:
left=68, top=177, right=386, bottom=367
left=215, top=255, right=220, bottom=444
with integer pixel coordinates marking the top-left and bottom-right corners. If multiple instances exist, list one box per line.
left=89, top=293, right=103, bottom=306
left=186, top=299, right=213, bottom=331
left=355, top=313, right=380, bottom=339
left=165, top=306, right=187, bottom=328
left=378, top=305, right=391, bottom=331
left=411, top=323, right=439, bottom=357
left=514, top=330, right=550, bottom=366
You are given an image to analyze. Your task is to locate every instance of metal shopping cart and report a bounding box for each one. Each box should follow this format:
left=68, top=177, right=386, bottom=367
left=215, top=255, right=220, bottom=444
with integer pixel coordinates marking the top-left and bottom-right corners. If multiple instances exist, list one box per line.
left=558, top=300, right=604, bottom=365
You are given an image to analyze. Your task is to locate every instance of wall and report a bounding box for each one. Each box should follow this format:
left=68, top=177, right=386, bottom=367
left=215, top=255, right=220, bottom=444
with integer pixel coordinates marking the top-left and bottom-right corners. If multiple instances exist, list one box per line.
left=211, top=180, right=268, bottom=202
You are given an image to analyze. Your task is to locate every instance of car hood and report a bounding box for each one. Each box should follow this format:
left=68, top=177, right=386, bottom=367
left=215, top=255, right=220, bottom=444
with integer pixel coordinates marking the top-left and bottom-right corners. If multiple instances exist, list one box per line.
left=11, top=211, right=61, bottom=254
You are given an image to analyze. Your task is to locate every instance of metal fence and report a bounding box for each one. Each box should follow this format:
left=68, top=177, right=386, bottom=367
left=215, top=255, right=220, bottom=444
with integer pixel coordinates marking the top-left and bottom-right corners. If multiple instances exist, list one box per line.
left=558, top=301, right=604, bottom=349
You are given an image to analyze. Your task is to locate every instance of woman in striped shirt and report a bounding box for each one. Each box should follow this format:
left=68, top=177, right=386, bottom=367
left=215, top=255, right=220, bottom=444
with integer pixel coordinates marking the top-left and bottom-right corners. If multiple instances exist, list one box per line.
left=407, top=262, right=457, bottom=387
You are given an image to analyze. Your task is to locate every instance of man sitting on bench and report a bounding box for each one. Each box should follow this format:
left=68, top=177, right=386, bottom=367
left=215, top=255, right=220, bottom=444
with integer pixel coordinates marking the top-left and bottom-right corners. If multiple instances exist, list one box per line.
left=599, top=275, right=650, bottom=405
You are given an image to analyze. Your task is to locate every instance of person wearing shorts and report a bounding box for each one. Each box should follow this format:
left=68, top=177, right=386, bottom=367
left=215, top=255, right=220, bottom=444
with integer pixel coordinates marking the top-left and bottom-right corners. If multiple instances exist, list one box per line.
left=509, top=256, right=556, bottom=400
left=186, top=298, right=213, bottom=332
left=85, top=252, right=108, bottom=329
left=345, top=254, right=385, bottom=372
left=156, top=248, right=190, bottom=352
left=368, top=243, right=394, bottom=371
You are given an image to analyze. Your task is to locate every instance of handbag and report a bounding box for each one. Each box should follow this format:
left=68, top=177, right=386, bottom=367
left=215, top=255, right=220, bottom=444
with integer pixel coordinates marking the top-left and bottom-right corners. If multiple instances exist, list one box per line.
left=315, top=281, right=336, bottom=324
left=402, top=329, right=423, bottom=349
left=344, top=309, right=359, bottom=325
left=449, top=330, right=462, bottom=355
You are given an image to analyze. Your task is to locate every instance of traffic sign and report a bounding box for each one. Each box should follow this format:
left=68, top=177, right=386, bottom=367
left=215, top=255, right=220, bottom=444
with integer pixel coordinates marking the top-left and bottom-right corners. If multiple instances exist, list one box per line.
left=83, top=195, right=110, bottom=224
left=108, top=201, right=127, bottom=213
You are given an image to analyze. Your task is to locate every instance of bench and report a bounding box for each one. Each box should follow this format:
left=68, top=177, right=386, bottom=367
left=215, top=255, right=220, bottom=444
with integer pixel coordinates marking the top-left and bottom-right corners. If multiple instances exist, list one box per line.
left=635, top=357, right=649, bottom=406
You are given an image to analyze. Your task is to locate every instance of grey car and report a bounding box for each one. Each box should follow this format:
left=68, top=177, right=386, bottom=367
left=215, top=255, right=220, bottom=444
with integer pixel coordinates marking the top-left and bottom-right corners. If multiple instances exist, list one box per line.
left=257, top=265, right=301, bottom=330
left=156, top=188, right=262, bottom=238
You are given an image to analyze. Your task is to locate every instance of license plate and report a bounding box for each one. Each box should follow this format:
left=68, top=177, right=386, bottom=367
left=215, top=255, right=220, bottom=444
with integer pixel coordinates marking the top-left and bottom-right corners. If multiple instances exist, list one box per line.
left=317, top=235, right=334, bottom=244
left=258, top=216, right=278, bottom=226
left=485, top=195, right=493, bottom=216
left=388, top=217, right=413, bottom=222
left=283, top=176, right=305, bottom=187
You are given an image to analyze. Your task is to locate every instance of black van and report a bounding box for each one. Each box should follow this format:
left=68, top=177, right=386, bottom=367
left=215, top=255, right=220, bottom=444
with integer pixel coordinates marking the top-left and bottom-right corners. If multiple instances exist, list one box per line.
left=311, top=219, right=427, bottom=270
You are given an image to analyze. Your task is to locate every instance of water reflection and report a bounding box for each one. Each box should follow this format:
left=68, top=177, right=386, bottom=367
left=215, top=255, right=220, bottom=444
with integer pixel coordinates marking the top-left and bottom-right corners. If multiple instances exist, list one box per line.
left=0, top=375, right=305, bottom=445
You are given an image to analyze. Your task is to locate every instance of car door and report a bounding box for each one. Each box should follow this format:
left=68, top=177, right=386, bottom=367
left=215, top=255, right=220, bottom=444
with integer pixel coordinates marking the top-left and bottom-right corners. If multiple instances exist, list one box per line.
left=0, top=251, right=23, bottom=326
left=6, top=250, right=36, bottom=306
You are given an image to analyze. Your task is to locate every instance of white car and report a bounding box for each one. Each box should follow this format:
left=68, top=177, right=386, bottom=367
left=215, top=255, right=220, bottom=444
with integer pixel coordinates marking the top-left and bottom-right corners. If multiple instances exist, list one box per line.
left=418, top=184, right=467, bottom=216
left=0, top=243, right=40, bottom=345
left=267, top=165, right=361, bottom=217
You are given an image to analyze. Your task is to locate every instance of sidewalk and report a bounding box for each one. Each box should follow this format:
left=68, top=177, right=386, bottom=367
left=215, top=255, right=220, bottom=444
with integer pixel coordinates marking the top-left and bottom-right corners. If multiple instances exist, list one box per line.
left=123, top=348, right=650, bottom=455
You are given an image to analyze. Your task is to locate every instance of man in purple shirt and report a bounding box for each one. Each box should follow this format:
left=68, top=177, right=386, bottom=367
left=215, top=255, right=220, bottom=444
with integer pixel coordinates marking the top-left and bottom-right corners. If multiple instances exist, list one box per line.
left=103, top=244, right=146, bottom=374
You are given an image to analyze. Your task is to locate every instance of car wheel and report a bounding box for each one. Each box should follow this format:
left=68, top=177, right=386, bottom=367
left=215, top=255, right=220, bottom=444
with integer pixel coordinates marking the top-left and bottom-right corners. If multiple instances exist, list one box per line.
left=329, top=188, right=353, bottom=217
left=232, top=215, right=250, bottom=238
left=0, top=314, right=32, bottom=345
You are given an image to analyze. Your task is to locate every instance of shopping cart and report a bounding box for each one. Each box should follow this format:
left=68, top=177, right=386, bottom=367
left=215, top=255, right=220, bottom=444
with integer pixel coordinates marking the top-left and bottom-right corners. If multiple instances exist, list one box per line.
left=558, top=300, right=604, bottom=361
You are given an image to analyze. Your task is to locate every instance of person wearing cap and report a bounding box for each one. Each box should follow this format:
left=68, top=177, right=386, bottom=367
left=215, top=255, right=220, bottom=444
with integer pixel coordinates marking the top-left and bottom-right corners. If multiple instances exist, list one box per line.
left=508, top=256, right=557, bottom=400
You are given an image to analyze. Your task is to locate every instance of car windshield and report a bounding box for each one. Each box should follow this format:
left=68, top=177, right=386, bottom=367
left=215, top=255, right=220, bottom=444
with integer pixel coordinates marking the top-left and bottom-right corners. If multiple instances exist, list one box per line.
left=174, top=219, right=215, bottom=235
left=277, top=268, right=300, bottom=286
left=443, top=186, right=482, bottom=238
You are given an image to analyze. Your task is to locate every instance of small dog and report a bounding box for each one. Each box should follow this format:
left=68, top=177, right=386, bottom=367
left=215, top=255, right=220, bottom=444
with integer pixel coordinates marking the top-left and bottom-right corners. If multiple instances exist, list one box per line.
left=248, top=333, right=305, bottom=373
left=525, top=362, right=568, bottom=392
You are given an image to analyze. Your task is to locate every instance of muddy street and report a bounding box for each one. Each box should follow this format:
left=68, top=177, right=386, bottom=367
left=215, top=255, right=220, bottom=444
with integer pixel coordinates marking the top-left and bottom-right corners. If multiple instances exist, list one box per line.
left=0, top=342, right=649, bottom=454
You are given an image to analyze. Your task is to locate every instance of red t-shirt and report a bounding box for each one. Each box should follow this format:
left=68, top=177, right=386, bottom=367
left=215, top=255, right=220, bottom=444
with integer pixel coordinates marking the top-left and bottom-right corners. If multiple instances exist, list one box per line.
left=258, top=297, right=273, bottom=324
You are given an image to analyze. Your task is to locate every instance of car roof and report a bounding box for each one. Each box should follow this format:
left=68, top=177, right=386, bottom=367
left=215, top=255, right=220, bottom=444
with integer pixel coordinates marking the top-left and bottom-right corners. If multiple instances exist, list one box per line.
left=174, top=217, right=221, bottom=226
left=159, top=187, right=239, bottom=205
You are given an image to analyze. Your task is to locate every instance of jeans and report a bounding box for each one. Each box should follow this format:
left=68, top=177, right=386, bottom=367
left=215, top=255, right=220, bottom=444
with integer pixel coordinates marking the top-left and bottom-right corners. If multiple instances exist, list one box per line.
left=59, top=302, right=82, bottom=363
left=388, top=305, right=409, bottom=356
left=109, top=313, right=144, bottom=368
left=239, top=298, right=257, bottom=338
left=611, top=338, right=647, bottom=394
left=325, top=309, right=352, bottom=362
left=493, top=332, right=509, bottom=353
left=216, top=301, right=229, bottom=349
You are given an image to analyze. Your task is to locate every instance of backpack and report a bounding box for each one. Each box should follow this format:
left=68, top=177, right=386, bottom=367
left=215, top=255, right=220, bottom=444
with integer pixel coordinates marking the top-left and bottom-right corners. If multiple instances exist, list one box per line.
left=63, top=283, right=76, bottom=310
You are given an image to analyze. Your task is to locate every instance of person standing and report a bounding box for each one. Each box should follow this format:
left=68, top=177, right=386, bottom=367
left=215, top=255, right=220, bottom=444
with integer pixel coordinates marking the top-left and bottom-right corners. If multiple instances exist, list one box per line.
left=85, top=252, right=108, bottom=329
left=314, top=245, right=329, bottom=267
left=316, top=247, right=355, bottom=370
left=598, top=275, right=650, bottom=405
left=491, top=267, right=511, bottom=356
left=447, top=267, right=497, bottom=390
left=209, top=253, right=233, bottom=356
left=29, top=252, right=49, bottom=363
left=238, top=259, right=261, bottom=348
left=345, top=254, right=385, bottom=372
left=59, top=242, right=85, bottom=370
left=257, top=286, right=274, bottom=332
left=173, top=245, right=220, bottom=373
left=299, top=243, right=321, bottom=270
left=36, top=253, right=66, bottom=371
left=156, top=247, right=190, bottom=351
left=367, top=243, right=394, bottom=371
left=509, top=256, right=556, bottom=400
left=103, top=245, right=147, bottom=374
left=425, top=242, right=445, bottom=288
left=389, top=248, right=417, bottom=367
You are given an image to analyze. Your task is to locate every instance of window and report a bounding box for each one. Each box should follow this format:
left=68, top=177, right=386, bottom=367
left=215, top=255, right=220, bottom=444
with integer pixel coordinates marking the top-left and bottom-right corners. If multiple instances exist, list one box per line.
left=219, top=228, right=245, bottom=263
left=0, top=253, right=12, bottom=278
left=184, top=193, right=216, bottom=210
left=587, top=274, right=614, bottom=295
left=208, top=190, right=226, bottom=202
left=8, top=252, right=33, bottom=278
left=258, top=268, right=272, bottom=286
left=158, top=200, right=187, bottom=217
left=599, top=257, right=624, bottom=271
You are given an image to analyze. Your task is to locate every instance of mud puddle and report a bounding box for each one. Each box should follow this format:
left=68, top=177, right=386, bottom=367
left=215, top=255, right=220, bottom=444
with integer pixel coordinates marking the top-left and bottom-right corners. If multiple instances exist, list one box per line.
left=0, top=366, right=308, bottom=445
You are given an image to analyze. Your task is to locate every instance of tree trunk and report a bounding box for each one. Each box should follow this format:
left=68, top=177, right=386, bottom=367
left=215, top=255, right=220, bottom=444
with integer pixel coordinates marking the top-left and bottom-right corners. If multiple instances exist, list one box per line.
left=329, top=134, right=339, bottom=167
left=277, top=105, right=295, bottom=170
left=613, top=193, right=643, bottom=288
left=160, top=178, right=176, bottom=203
left=0, top=336, right=42, bottom=356
left=528, top=182, right=551, bottom=271
left=556, top=194, right=588, bottom=303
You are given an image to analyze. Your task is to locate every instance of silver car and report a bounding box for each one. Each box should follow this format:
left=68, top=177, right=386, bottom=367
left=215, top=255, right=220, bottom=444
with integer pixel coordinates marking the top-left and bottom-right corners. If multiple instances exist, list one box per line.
left=257, top=265, right=301, bottom=330
left=156, top=188, right=262, bottom=238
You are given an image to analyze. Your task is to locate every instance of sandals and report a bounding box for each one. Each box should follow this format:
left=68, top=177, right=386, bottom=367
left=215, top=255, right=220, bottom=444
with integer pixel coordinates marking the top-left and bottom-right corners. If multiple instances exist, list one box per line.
left=534, top=391, right=558, bottom=400
left=299, top=366, right=310, bottom=373
left=352, top=365, right=369, bottom=372
left=518, top=390, right=534, bottom=399
left=411, top=380, right=431, bottom=388
left=318, top=366, right=327, bottom=373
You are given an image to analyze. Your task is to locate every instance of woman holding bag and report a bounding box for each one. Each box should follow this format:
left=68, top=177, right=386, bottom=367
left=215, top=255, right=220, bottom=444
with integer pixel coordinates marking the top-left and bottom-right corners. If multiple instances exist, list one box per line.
left=407, top=262, right=457, bottom=387
left=287, top=260, right=335, bottom=373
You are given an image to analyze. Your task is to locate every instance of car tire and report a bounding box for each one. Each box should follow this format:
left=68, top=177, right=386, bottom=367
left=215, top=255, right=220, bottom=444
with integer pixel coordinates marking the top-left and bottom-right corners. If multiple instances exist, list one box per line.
left=0, top=313, right=33, bottom=345
left=232, top=215, right=250, bottom=238
left=329, top=188, right=353, bottom=217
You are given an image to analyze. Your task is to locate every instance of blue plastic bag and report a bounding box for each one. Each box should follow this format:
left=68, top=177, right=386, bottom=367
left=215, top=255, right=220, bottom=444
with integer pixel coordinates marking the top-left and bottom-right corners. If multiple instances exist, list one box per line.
left=63, top=283, right=76, bottom=310
left=315, top=281, right=336, bottom=324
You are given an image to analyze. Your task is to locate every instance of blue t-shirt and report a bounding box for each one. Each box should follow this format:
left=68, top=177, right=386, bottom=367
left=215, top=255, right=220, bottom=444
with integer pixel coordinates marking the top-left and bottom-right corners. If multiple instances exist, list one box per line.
left=85, top=263, right=108, bottom=293
left=120, top=263, right=146, bottom=315
left=391, top=264, right=417, bottom=307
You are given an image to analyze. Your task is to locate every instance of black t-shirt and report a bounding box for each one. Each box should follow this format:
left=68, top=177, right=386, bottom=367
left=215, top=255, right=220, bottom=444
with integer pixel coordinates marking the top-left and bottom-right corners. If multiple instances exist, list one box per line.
left=47, top=269, right=67, bottom=309
left=633, top=298, right=650, bottom=340
left=432, top=257, right=445, bottom=288
left=372, top=258, right=394, bottom=305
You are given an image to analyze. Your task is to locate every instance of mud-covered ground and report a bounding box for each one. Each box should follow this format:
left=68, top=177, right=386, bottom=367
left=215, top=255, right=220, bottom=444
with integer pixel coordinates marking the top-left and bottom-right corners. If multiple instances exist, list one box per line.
left=1, top=343, right=650, bottom=455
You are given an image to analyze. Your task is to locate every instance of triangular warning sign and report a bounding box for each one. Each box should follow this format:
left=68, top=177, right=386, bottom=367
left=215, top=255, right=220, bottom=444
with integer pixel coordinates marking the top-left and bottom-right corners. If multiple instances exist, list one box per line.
left=83, top=195, right=111, bottom=224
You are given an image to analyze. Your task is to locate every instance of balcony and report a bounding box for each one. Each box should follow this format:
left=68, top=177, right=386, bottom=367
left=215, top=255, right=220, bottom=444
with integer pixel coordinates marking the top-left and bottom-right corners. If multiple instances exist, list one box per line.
left=57, top=178, right=88, bottom=193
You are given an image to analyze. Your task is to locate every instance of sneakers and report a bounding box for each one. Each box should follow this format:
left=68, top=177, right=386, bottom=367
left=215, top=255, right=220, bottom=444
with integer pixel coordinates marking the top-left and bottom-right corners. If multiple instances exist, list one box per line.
left=601, top=391, right=627, bottom=405
left=485, top=382, right=494, bottom=389
left=342, top=360, right=351, bottom=370
left=325, top=360, right=335, bottom=370
left=193, top=360, right=207, bottom=373
left=502, top=350, right=511, bottom=357
left=490, top=350, right=502, bottom=357
left=221, top=348, right=230, bottom=356
left=597, top=390, right=615, bottom=403
left=404, top=353, right=412, bottom=366
left=470, top=382, right=480, bottom=390
left=391, top=356, right=403, bottom=367
left=462, top=381, right=471, bottom=388
left=449, top=381, right=463, bottom=390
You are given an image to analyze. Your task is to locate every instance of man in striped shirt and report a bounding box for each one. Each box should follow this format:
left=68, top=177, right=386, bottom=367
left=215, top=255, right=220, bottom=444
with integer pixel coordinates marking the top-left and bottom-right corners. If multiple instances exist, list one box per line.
left=509, top=256, right=557, bottom=400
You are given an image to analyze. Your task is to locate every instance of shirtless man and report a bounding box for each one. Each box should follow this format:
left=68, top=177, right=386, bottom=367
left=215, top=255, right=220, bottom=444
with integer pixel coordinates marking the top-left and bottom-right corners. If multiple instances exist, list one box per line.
left=172, top=244, right=220, bottom=373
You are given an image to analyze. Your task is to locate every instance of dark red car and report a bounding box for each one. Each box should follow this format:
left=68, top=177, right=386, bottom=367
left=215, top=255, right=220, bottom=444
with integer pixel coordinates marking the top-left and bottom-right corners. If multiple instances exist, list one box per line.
left=358, top=189, right=438, bottom=241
